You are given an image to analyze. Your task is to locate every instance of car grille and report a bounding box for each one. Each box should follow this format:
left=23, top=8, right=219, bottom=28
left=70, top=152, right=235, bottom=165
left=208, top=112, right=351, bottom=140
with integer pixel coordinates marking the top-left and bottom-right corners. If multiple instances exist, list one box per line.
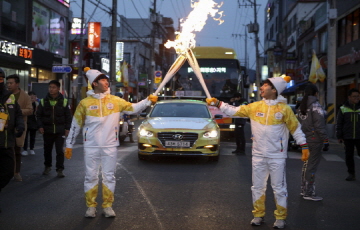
left=158, top=132, right=198, bottom=147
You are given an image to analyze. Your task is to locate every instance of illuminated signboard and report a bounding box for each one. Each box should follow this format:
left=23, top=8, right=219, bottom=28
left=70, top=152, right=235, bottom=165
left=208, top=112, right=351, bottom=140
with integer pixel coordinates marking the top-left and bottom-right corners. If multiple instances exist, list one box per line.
left=88, top=22, right=101, bottom=52
left=57, top=0, right=70, bottom=7
left=101, top=58, right=109, bottom=73
left=116, top=42, right=124, bottom=61
left=0, top=40, right=33, bottom=59
left=71, top=18, right=86, bottom=35
left=187, top=67, right=226, bottom=73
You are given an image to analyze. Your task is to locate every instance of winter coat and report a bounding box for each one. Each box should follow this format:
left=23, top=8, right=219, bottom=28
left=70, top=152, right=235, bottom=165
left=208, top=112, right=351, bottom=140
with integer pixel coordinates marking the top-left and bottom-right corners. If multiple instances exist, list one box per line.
left=36, top=93, right=72, bottom=134
left=0, top=91, right=24, bottom=148
left=232, top=98, right=248, bottom=125
left=336, top=100, right=360, bottom=139
left=296, top=96, right=328, bottom=143
left=219, top=95, right=306, bottom=158
left=27, top=101, right=39, bottom=130
left=66, top=89, right=151, bottom=148
left=15, top=89, right=33, bottom=147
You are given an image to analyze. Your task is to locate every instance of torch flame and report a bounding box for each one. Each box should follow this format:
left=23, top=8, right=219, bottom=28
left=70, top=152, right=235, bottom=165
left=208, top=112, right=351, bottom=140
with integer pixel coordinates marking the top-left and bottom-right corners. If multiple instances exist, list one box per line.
left=165, top=0, right=224, bottom=54
left=155, top=0, right=223, bottom=98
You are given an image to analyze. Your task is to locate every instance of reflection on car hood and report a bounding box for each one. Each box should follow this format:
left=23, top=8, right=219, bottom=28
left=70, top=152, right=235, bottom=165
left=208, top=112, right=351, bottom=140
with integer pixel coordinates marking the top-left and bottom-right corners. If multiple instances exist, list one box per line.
left=144, top=117, right=215, bottom=129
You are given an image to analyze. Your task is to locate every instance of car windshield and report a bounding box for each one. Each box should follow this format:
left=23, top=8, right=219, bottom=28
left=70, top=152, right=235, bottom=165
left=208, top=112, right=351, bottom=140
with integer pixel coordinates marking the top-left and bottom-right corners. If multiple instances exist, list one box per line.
left=150, top=103, right=211, bottom=118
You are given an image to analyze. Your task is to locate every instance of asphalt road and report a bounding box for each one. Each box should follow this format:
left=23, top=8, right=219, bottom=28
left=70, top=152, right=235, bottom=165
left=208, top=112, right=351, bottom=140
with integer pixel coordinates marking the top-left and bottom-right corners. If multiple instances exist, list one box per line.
left=0, top=120, right=359, bottom=230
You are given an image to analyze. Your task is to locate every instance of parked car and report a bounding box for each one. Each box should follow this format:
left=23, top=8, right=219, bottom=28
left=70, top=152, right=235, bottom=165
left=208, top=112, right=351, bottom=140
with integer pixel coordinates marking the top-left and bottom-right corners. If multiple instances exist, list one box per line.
left=137, top=100, right=221, bottom=161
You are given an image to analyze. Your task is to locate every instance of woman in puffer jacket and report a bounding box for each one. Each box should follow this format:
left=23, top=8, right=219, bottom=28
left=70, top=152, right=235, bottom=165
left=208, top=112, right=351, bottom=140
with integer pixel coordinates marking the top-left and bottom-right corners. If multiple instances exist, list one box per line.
left=297, top=84, right=329, bottom=201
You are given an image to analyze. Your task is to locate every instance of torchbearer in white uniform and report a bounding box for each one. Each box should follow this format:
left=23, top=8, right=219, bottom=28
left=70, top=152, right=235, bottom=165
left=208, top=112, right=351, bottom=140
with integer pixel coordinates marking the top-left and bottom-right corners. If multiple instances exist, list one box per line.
left=65, top=67, right=158, bottom=218
left=206, top=76, right=308, bottom=229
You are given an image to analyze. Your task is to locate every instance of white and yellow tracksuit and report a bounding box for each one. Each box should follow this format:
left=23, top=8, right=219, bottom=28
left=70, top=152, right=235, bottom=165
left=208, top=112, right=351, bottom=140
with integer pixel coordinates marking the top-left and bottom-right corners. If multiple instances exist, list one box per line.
left=66, top=89, right=151, bottom=208
left=219, top=96, right=306, bottom=219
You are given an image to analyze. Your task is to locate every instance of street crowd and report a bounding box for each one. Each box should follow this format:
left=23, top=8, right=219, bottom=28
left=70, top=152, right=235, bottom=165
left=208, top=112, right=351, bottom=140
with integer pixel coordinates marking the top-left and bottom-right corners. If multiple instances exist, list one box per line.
left=0, top=68, right=359, bottom=229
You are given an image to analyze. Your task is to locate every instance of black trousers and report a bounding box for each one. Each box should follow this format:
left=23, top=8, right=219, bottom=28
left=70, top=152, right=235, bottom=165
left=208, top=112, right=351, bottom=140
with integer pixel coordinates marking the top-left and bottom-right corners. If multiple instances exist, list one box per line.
left=234, top=123, right=246, bottom=151
left=344, top=139, right=360, bottom=175
left=43, top=133, right=65, bottom=170
left=23, top=129, right=37, bottom=150
left=0, top=148, right=15, bottom=191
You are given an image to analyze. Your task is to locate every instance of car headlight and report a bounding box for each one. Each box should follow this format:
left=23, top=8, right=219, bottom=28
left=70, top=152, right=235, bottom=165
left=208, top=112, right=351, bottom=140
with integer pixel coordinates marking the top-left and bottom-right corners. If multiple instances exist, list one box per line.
left=203, top=130, right=218, bottom=138
left=139, top=129, right=154, bottom=137
left=229, top=124, right=236, bottom=129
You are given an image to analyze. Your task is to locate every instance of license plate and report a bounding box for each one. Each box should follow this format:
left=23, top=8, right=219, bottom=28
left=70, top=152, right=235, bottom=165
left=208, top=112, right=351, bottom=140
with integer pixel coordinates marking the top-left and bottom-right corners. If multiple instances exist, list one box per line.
left=165, top=141, right=190, bottom=147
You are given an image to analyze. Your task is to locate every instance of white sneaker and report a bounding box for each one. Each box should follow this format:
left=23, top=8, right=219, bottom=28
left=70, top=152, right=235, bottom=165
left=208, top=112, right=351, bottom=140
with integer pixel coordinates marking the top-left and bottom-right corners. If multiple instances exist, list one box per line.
left=273, top=219, right=286, bottom=229
left=21, top=151, right=28, bottom=156
left=85, top=207, right=96, bottom=218
left=303, top=195, right=323, bottom=201
left=103, top=207, right=116, bottom=218
left=250, top=217, right=264, bottom=226
left=29, top=150, right=35, bottom=155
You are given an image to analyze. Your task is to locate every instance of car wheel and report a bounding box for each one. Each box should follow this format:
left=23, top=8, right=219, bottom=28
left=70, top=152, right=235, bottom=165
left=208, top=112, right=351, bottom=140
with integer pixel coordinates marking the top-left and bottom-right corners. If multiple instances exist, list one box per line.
left=208, top=155, right=219, bottom=162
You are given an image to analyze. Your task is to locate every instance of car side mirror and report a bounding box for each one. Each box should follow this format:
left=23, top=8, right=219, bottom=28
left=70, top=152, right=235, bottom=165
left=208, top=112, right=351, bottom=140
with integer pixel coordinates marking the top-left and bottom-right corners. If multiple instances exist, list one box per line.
left=214, top=114, right=223, bottom=119
left=140, top=112, right=147, bottom=117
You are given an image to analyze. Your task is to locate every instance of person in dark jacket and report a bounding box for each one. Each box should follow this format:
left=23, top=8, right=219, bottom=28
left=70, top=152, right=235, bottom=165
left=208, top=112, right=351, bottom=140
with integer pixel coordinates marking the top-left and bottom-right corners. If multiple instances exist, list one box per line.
left=231, top=92, right=248, bottom=154
left=336, top=88, right=360, bottom=181
left=36, top=80, right=72, bottom=178
left=0, top=71, right=24, bottom=213
left=297, top=84, right=329, bottom=201
left=22, top=91, right=39, bottom=156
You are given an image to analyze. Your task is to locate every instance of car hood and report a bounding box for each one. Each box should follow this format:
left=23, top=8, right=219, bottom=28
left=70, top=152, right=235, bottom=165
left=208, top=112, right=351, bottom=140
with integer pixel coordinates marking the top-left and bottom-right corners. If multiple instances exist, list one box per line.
left=142, top=117, right=217, bottom=130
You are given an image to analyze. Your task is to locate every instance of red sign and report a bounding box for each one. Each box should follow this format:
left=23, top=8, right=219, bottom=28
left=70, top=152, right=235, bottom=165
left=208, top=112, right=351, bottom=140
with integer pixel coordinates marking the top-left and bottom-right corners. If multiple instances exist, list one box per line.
left=88, top=22, right=101, bottom=52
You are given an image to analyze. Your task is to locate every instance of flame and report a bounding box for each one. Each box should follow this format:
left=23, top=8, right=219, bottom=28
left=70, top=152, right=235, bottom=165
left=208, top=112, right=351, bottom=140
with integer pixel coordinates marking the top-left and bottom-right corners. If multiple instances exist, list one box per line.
left=165, top=0, right=224, bottom=54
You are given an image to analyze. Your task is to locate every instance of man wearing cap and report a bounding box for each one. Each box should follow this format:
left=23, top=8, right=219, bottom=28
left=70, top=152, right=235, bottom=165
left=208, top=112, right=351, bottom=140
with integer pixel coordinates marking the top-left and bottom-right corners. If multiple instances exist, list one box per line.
left=206, top=76, right=308, bottom=229
left=65, top=67, right=158, bottom=218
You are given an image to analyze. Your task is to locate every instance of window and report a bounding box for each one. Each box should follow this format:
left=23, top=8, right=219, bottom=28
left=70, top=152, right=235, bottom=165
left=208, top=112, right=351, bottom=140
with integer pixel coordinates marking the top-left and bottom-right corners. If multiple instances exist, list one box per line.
left=1, top=0, right=27, bottom=42
left=346, top=14, right=353, bottom=44
left=353, top=9, right=359, bottom=41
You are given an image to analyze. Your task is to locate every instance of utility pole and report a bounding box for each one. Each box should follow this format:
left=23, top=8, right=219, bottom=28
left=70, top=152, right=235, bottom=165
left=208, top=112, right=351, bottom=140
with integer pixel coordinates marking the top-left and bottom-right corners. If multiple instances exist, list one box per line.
left=149, top=0, right=157, bottom=94
left=77, top=0, right=85, bottom=103
left=240, top=0, right=261, bottom=100
left=110, top=0, right=118, bottom=93
left=326, top=0, right=337, bottom=137
left=252, top=0, right=261, bottom=100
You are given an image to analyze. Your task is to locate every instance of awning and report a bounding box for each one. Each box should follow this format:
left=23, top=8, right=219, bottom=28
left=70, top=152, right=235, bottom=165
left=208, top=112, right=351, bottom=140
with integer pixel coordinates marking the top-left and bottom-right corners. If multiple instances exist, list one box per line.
left=282, top=81, right=308, bottom=94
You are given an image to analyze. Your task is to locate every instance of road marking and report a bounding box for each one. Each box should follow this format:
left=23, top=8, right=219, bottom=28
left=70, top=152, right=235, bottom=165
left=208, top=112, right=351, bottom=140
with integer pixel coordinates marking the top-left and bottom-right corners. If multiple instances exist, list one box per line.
left=323, top=154, right=345, bottom=162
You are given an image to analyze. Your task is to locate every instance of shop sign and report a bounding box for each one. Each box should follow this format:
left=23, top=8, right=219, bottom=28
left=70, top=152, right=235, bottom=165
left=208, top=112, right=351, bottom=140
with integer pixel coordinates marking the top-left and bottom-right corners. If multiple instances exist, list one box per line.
left=337, top=47, right=360, bottom=66
left=0, top=40, right=33, bottom=59
left=88, top=22, right=101, bottom=52
left=101, top=58, right=109, bottom=73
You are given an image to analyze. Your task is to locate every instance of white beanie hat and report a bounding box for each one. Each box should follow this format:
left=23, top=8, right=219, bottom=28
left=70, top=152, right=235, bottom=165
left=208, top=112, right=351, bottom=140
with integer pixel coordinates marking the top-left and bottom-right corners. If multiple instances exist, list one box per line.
left=84, top=67, right=108, bottom=85
left=268, top=75, right=291, bottom=95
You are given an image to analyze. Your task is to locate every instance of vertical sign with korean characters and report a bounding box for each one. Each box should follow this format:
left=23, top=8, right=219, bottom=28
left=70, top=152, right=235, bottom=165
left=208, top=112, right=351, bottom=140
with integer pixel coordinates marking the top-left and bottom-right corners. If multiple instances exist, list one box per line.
left=88, top=22, right=101, bottom=52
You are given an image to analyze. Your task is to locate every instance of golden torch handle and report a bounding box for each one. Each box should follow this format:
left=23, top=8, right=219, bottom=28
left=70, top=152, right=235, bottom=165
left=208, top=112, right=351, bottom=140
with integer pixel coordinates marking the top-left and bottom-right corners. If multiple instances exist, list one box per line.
left=153, top=54, right=187, bottom=95
left=185, top=49, right=211, bottom=98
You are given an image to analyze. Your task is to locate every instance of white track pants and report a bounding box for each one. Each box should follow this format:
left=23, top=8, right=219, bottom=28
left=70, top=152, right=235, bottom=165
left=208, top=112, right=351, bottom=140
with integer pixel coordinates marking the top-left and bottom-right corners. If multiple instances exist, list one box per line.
left=251, top=156, right=287, bottom=219
left=84, top=147, right=117, bottom=208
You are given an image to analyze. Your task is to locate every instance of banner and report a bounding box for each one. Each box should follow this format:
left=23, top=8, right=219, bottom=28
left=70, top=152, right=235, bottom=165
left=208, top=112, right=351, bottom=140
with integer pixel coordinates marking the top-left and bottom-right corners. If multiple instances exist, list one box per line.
left=88, top=22, right=101, bottom=52
left=49, top=11, right=66, bottom=56
left=32, top=2, right=50, bottom=51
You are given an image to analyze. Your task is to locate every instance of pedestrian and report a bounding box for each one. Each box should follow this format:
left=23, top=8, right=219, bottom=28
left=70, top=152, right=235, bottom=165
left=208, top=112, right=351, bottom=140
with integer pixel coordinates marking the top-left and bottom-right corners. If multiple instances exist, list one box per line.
left=115, top=92, right=135, bottom=143
left=297, top=84, right=329, bottom=201
left=206, top=76, right=308, bottom=229
left=36, top=80, right=71, bottom=178
left=231, top=92, right=248, bottom=154
left=22, top=91, right=39, bottom=156
left=336, top=88, right=360, bottom=181
left=6, top=74, right=33, bottom=182
left=0, top=70, right=24, bottom=212
left=65, top=67, right=158, bottom=218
